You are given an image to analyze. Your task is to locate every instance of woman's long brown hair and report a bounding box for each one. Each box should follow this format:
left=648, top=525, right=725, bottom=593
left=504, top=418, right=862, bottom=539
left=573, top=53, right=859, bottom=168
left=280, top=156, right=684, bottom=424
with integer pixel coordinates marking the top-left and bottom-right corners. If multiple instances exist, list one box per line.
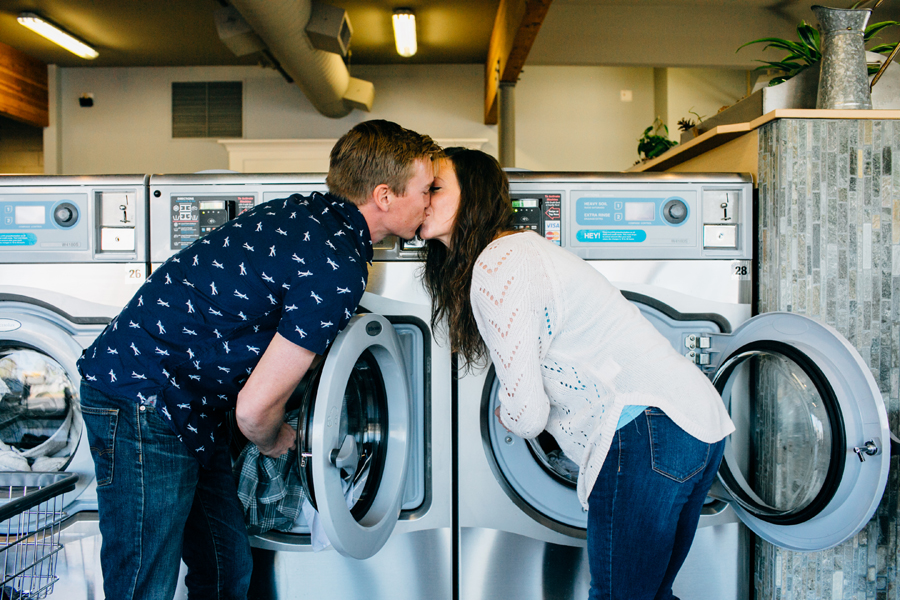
left=420, top=149, right=513, bottom=368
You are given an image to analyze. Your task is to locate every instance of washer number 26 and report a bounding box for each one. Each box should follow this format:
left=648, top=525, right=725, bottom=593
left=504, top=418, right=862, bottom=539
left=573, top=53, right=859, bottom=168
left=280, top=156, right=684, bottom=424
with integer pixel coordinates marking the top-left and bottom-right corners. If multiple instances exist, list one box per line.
left=128, top=268, right=144, bottom=280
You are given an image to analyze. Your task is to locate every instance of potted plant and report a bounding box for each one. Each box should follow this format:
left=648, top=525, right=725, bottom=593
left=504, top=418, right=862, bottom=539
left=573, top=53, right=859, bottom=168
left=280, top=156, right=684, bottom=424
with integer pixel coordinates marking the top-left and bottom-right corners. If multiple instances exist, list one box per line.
left=737, top=16, right=898, bottom=86
left=636, top=117, right=677, bottom=162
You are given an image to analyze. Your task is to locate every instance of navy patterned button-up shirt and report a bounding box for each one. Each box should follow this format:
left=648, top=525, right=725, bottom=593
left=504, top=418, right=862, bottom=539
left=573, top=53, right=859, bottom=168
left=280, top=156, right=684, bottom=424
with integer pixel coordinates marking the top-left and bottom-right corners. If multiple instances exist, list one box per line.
left=77, top=192, right=373, bottom=466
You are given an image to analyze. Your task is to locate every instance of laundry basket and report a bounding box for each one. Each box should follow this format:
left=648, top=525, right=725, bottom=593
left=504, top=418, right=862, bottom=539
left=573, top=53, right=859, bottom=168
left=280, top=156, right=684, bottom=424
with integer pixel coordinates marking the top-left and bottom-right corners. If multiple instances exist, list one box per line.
left=0, top=472, right=77, bottom=599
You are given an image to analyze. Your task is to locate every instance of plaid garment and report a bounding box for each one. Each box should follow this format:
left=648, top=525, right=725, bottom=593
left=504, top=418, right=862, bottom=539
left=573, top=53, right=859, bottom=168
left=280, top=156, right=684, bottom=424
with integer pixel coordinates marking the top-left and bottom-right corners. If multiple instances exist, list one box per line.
left=234, top=413, right=305, bottom=535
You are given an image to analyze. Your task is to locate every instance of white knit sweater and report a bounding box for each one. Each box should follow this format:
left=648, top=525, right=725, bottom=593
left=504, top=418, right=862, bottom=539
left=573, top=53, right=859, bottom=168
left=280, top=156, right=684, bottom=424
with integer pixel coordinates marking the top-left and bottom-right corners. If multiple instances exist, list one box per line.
left=470, top=232, right=735, bottom=508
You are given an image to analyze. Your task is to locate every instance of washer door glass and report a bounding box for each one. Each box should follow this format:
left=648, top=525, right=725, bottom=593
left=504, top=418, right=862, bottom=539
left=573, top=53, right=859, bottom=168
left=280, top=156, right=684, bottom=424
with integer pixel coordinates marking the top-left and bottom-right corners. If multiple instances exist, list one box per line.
left=711, top=312, right=889, bottom=551
left=297, top=314, right=411, bottom=559
left=715, top=342, right=840, bottom=523
left=0, top=346, right=80, bottom=470
left=298, top=349, right=387, bottom=521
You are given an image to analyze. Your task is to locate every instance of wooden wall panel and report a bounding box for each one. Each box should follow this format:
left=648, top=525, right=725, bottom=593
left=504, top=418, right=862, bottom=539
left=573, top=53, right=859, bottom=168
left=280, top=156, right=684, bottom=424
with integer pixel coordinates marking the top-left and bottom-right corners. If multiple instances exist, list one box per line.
left=0, top=41, right=48, bottom=128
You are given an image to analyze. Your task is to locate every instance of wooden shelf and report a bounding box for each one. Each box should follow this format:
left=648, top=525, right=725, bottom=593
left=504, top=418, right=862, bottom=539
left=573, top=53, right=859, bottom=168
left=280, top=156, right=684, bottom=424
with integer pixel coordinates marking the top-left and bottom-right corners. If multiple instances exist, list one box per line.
left=627, top=109, right=900, bottom=173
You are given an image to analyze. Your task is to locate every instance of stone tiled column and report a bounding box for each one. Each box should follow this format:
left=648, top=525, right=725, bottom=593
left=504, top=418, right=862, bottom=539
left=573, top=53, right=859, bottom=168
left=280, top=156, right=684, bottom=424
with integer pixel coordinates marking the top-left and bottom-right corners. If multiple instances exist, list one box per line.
left=756, top=119, right=899, bottom=599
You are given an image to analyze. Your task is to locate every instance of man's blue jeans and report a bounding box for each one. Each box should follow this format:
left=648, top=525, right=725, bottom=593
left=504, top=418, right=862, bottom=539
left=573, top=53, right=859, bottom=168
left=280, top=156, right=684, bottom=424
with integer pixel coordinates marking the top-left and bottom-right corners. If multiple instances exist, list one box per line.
left=80, top=383, right=252, bottom=600
left=587, top=407, right=726, bottom=600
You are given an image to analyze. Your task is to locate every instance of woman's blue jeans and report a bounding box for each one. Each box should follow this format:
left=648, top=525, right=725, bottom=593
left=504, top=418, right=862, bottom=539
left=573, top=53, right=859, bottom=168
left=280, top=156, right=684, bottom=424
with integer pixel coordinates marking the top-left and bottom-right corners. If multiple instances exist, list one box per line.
left=587, top=408, right=726, bottom=600
left=80, top=383, right=252, bottom=600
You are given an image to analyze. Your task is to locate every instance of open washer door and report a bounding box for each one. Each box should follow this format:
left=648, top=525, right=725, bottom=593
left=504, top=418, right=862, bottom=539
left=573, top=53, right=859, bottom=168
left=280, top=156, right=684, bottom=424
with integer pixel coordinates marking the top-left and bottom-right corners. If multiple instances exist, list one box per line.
left=709, top=312, right=890, bottom=551
left=0, top=302, right=104, bottom=511
left=295, top=313, right=411, bottom=559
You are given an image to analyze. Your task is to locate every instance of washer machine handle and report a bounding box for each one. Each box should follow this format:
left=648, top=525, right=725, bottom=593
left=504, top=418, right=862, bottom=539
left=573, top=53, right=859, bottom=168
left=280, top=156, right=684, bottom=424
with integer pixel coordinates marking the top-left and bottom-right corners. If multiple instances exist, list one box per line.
left=330, top=435, right=359, bottom=479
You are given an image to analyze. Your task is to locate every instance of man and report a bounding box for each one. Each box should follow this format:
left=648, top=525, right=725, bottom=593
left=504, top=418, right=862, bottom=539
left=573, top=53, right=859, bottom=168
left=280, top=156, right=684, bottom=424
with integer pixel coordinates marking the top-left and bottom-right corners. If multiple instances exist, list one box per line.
left=76, top=120, right=441, bottom=600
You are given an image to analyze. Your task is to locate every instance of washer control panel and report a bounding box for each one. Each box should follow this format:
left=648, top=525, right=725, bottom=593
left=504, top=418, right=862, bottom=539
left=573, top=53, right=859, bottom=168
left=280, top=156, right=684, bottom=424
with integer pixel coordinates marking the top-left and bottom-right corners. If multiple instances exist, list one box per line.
left=149, top=174, right=327, bottom=265
left=0, top=176, right=148, bottom=263
left=168, top=194, right=256, bottom=252
left=510, top=193, right=562, bottom=244
left=507, top=173, right=752, bottom=260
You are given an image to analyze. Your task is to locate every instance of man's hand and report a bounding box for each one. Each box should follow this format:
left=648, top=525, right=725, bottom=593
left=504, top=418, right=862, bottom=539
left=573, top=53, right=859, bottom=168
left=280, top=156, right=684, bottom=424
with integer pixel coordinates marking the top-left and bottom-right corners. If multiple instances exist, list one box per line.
left=258, top=422, right=297, bottom=458
left=236, top=333, right=316, bottom=456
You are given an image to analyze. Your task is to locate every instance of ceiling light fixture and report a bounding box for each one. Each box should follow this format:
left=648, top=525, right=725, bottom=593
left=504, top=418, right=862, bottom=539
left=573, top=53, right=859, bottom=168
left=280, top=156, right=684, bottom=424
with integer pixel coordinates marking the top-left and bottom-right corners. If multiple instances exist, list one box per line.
left=392, top=8, right=417, bottom=58
left=17, top=12, right=98, bottom=60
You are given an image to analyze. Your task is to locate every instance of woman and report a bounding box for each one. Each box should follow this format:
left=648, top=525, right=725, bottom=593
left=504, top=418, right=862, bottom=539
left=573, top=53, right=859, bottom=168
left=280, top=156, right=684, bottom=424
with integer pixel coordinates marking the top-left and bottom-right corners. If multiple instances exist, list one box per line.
left=418, top=148, right=734, bottom=600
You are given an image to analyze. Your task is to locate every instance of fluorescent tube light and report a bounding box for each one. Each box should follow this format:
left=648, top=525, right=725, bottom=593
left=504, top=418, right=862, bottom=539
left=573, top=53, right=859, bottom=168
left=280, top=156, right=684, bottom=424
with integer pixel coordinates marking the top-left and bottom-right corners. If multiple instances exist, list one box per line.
left=392, top=9, right=416, bottom=58
left=17, top=12, right=99, bottom=60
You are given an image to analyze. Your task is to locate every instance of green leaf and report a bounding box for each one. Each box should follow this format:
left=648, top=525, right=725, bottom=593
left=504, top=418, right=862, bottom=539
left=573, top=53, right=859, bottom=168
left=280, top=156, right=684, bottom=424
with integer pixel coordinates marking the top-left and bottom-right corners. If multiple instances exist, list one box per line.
left=797, top=24, right=821, bottom=57
left=867, top=43, right=898, bottom=55
left=762, top=60, right=807, bottom=72
left=758, top=41, right=805, bottom=56
left=864, top=21, right=900, bottom=42
left=779, top=52, right=810, bottom=63
left=738, top=37, right=804, bottom=53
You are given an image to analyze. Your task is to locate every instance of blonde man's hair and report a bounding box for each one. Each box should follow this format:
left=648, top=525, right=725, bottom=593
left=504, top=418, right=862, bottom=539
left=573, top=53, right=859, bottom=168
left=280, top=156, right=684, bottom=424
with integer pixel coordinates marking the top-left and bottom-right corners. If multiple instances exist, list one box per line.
left=327, top=120, right=442, bottom=206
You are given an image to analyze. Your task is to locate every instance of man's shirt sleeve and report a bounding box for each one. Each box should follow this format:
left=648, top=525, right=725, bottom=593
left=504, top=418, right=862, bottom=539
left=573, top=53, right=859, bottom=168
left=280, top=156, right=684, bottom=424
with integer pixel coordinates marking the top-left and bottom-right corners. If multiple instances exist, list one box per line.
left=277, top=250, right=365, bottom=354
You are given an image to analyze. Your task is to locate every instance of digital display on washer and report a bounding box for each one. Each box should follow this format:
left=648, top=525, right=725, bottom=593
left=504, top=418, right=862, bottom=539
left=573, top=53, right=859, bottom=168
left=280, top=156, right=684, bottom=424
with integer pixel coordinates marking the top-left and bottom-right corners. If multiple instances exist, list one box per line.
left=199, top=200, right=226, bottom=211
left=624, top=202, right=655, bottom=222
left=15, top=205, right=45, bottom=225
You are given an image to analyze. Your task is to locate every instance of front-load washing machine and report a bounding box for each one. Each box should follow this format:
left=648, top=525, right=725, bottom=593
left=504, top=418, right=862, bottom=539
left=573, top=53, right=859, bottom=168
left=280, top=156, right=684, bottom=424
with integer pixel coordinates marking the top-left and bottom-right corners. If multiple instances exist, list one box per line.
left=0, top=174, right=150, bottom=596
left=456, top=172, right=890, bottom=600
left=148, top=173, right=453, bottom=600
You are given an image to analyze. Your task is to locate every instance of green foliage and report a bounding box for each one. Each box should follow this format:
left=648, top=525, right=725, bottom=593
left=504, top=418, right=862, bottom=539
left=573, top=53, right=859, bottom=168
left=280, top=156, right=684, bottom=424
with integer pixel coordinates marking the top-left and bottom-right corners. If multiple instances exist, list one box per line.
left=637, top=117, right=677, bottom=161
left=737, top=18, right=900, bottom=86
left=677, top=108, right=706, bottom=132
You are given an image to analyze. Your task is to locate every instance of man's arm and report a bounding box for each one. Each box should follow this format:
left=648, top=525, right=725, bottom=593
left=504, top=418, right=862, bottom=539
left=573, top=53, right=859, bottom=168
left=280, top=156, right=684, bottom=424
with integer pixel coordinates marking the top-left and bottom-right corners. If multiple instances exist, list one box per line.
left=235, top=332, right=316, bottom=457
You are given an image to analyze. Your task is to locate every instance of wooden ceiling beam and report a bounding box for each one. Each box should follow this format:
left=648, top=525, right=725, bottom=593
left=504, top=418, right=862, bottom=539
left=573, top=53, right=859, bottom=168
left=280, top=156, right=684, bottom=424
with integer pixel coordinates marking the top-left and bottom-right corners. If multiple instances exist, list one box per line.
left=0, top=41, right=48, bottom=128
left=484, top=0, right=552, bottom=125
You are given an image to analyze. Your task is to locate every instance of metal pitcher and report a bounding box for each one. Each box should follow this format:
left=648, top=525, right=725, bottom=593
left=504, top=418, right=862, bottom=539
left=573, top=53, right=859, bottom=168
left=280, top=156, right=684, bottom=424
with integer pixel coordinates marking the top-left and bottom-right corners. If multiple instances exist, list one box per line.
left=813, top=5, right=872, bottom=110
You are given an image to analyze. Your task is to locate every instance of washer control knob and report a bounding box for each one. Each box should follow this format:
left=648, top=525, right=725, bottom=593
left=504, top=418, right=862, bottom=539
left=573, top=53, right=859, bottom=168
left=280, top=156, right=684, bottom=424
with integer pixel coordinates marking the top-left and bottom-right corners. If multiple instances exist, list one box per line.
left=53, top=202, right=79, bottom=228
left=663, top=199, right=688, bottom=224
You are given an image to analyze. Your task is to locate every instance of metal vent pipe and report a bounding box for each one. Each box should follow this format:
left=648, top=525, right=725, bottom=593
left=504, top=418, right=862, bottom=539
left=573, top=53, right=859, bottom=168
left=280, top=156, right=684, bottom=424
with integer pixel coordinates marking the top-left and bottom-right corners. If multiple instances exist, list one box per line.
left=229, top=0, right=373, bottom=118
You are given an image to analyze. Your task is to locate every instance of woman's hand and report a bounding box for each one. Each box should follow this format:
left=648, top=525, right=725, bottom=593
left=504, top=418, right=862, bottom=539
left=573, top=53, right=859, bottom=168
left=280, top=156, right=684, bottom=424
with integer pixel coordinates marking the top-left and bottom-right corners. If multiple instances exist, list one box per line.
left=495, top=406, right=511, bottom=432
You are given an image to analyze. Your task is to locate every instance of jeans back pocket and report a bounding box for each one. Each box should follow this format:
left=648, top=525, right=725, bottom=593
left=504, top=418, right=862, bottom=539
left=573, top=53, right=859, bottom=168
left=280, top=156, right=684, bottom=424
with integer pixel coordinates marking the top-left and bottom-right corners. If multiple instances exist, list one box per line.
left=647, top=409, right=709, bottom=483
left=81, top=406, right=119, bottom=487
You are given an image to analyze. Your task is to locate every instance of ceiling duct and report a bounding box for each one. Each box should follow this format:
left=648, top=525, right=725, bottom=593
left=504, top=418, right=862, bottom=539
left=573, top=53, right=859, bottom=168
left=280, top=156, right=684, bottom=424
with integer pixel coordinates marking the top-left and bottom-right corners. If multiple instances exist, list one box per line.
left=214, top=6, right=266, bottom=57
left=228, top=0, right=373, bottom=118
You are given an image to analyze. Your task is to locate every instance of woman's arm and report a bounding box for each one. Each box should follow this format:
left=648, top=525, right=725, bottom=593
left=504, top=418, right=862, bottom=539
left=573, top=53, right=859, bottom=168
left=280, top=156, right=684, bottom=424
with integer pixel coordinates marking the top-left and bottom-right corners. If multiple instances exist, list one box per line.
left=470, top=239, right=551, bottom=438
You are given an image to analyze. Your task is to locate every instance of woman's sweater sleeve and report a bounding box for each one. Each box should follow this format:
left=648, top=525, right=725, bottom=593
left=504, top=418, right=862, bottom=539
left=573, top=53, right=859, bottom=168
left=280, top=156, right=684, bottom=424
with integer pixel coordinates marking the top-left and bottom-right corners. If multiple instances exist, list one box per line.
left=470, top=239, right=551, bottom=439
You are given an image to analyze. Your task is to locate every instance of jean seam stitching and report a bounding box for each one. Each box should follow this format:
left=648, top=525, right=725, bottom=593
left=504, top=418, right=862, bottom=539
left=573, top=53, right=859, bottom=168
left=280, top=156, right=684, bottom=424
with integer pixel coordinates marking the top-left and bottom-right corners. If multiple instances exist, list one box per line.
left=130, top=403, right=143, bottom=600
left=196, top=482, right=226, bottom=598
left=607, top=430, right=620, bottom=599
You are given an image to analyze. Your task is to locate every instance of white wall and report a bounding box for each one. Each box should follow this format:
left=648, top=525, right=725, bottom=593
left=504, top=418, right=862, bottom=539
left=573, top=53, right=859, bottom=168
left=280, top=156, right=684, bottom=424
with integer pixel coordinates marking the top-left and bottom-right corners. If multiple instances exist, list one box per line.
left=54, top=64, right=495, bottom=175
left=51, top=62, right=746, bottom=175
left=663, top=68, right=749, bottom=139
left=516, top=66, right=655, bottom=171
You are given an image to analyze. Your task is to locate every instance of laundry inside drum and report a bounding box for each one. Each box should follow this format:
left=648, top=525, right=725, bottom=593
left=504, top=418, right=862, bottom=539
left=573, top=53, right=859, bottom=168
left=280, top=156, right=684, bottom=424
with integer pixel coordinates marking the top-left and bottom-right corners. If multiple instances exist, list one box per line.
left=527, top=431, right=579, bottom=488
left=0, top=347, right=79, bottom=470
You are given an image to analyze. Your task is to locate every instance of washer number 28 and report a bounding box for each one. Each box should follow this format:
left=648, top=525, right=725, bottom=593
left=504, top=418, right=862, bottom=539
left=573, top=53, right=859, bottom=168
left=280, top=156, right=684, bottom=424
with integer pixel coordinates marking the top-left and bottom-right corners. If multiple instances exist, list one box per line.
left=733, top=264, right=750, bottom=279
